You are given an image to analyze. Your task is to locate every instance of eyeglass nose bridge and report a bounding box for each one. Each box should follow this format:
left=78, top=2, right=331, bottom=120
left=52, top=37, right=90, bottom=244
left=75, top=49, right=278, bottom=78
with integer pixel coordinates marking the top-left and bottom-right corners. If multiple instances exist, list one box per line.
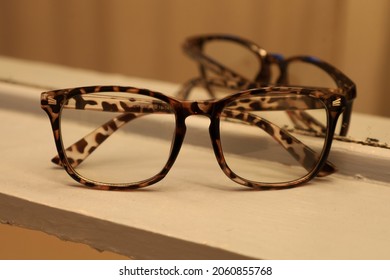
left=181, top=100, right=216, bottom=117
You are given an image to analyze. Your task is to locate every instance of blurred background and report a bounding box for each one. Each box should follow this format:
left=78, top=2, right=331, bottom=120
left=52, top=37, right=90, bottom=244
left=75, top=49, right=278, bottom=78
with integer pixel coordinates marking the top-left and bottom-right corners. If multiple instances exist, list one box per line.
left=0, top=0, right=389, bottom=117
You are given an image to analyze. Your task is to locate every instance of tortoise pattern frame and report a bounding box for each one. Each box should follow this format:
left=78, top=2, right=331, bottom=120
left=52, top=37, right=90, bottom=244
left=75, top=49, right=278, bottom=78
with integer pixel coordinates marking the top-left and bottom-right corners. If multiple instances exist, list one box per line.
left=41, top=85, right=345, bottom=191
left=180, top=34, right=356, bottom=137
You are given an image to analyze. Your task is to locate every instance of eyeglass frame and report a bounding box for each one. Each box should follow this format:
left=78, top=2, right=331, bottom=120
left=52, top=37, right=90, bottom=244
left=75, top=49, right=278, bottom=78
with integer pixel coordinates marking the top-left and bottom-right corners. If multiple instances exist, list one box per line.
left=41, top=85, right=346, bottom=191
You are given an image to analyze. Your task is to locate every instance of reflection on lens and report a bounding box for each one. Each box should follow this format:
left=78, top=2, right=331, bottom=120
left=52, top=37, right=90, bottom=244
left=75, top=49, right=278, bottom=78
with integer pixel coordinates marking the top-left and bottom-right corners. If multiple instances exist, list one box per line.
left=220, top=94, right=328, bottom=184
left=60, top=92, right=176, bottom=184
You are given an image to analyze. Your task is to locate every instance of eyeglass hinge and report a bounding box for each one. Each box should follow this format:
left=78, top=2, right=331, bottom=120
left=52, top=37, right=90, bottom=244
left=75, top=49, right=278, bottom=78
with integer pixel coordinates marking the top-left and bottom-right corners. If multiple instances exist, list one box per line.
left=47, top=96, right=57, bottom=105
left=332, top=98, right=341, bottom=107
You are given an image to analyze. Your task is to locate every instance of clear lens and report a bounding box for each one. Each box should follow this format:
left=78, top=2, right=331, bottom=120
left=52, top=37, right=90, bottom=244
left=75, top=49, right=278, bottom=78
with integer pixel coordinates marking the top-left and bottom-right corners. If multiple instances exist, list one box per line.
left=286, top=61, right=336, bottom=88
left=220, top=94, right=328, bottom=184
left=203, top=39, right=261, bottom=81
left=60, top=91, right=176, bottom=184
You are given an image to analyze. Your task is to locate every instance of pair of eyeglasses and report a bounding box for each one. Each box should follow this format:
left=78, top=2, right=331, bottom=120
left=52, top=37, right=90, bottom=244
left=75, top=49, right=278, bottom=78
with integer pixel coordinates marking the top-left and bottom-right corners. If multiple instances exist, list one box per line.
left=41, top=83, right=347, bottom=190
left=40, top=35, right=356, bottom=191
left=179, top=34, right=356, bottom=137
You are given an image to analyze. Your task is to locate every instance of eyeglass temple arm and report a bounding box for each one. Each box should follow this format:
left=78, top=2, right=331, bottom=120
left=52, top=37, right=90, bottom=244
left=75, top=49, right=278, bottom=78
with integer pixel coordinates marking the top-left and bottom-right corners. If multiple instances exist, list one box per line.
left=51, top=112, right=146, bottom=168
left=177, top=76, right=266, bottom=100
left=222, top=109, right=335, bottom=177
left=52, top=97, right=335, bottom=177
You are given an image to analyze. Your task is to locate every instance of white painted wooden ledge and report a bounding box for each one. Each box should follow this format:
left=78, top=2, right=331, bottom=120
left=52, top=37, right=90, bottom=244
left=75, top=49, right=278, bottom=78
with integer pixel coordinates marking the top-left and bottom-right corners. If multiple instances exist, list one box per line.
left=0, top=56, right=389, bottom=259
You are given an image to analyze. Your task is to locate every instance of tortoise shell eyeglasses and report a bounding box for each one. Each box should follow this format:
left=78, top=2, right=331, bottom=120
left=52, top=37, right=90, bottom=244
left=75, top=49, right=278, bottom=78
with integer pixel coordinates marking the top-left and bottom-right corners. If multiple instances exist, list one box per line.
left=179, top=34, right=356, bottom=137
left=41, top=85, right=346, bottom=190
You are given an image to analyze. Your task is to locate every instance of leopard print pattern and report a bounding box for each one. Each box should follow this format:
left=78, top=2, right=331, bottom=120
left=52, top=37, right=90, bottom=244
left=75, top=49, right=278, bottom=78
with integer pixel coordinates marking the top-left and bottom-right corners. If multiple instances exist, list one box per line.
left=41, top=85, right=344, bottom=190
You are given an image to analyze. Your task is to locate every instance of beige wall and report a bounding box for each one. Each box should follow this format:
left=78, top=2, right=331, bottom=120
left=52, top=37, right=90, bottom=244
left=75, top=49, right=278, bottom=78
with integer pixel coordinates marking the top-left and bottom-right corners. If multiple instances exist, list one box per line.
left=0, top=0, right=389, bottom=117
